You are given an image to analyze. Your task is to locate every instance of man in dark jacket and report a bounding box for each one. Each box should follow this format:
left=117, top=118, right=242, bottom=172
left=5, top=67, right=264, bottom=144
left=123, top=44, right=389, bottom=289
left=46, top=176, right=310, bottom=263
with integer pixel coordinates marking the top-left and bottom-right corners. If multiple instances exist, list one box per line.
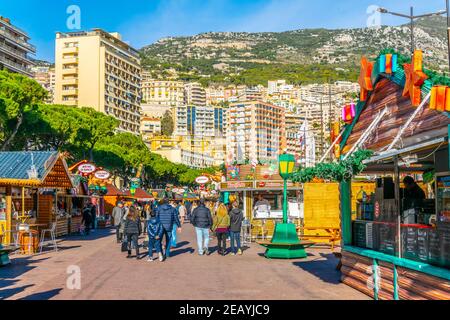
left=90, top=203, right=97, bottom=230
left=82, top=205, right=92, bottom=235
left=191, top=198, right=213, bottom=256
left=156, top=198, right=181, bottom=259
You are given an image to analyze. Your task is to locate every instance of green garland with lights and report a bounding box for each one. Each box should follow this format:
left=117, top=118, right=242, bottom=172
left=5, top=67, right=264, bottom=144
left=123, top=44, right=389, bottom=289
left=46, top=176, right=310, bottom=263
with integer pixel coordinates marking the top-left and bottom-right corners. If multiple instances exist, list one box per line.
left=292, top=150, right=374, bottom=183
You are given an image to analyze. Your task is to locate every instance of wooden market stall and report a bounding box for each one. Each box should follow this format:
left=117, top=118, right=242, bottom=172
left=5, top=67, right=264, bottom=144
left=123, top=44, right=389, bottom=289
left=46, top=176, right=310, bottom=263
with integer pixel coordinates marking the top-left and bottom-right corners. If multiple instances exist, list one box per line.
left=0, top=151, right=74, bottom=249
left=338, top=51, right=450, bottom=300
left=104, top=184, right=128, bottom=214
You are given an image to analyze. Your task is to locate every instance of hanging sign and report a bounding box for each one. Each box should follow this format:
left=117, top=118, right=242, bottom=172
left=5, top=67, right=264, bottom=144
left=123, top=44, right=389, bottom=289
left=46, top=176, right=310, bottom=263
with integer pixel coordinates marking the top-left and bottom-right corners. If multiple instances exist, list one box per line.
left=195, top=176, right=210, bottom=185
left=78, top=163, right=96, bottom=175
left=94, top=170, right=111, bottom=180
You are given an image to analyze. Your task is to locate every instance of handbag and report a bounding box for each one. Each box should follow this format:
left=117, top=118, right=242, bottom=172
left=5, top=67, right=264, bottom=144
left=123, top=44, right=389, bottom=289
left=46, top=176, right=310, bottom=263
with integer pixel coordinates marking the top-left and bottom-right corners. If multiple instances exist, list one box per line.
left=121, top=240, right=128, bottom=252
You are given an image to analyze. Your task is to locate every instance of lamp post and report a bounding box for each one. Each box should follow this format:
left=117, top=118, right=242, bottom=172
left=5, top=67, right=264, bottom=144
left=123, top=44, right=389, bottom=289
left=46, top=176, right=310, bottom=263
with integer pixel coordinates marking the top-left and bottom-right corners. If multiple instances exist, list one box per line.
left=377, top=6, right=447, bottom=54
left=279, top=153, right=296, bottom=224
left=258, top=153, right=313, bottom=259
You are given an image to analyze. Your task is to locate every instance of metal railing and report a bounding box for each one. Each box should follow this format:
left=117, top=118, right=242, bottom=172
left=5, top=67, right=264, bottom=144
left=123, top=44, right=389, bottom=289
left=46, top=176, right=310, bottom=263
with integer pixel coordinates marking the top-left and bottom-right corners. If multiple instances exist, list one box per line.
left=0, top=28, right=35, bottom=52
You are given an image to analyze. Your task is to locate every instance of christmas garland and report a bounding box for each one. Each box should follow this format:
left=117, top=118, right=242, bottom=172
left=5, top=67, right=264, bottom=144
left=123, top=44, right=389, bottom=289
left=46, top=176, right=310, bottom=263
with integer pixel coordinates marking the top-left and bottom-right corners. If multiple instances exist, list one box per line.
left=292, top=150, right=374, bottom=183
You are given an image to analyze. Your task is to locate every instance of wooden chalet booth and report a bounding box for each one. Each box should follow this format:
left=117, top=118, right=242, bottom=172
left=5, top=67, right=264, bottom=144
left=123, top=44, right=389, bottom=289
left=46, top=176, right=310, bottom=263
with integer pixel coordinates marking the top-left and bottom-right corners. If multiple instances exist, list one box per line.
left=104, top=184, right=128, bottom=214
left=338, top=51, right=450, bottom=300
left=220, top=164, right=346, bottom=246
left=0, top=152, right=73, bottom=251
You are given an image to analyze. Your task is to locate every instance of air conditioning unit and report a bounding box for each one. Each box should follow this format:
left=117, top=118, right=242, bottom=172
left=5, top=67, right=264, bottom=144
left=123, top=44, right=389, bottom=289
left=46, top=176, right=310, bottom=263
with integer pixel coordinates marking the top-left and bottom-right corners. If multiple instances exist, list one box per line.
left=366, top=222, right=374, bottom=249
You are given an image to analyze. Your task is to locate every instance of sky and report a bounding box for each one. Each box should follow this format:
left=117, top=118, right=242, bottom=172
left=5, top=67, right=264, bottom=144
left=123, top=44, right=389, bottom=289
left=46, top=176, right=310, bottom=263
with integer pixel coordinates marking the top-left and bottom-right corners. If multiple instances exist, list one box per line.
left=0, top=0, right=447, bottom=62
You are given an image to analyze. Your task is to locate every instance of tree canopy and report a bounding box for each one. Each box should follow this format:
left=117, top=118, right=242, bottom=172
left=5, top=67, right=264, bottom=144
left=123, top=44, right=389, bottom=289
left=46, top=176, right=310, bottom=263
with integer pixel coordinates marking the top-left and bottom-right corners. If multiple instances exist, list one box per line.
left=1, top=70, right=213, bottom=187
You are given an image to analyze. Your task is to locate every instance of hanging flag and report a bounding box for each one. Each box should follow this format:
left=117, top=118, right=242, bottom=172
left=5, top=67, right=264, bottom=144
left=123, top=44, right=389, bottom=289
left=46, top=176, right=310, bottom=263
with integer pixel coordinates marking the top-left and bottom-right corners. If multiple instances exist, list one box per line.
left=379, top=54, right=398, bottom=74
left=403, top=50, right=428, bottom=107
left=341, top=103, right=356, bottom=124
left=430, top=85, right=450, bottom=112
left=358, top=57, right=374, bottom=102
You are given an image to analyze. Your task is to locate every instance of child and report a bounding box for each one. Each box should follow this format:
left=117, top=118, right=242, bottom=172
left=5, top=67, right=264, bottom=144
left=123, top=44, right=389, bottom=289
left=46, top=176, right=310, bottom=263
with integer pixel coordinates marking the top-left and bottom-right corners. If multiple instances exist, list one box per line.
left=147, top=211, right=164, bottom=262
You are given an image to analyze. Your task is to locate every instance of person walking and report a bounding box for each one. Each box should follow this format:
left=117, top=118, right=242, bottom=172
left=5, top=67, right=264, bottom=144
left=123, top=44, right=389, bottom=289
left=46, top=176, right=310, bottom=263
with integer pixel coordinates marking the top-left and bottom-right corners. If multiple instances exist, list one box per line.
left=147, top=210, right=164, bottom=262
left=124, top=206, right=142, bottom=259
left=212, top=203, right=230, bottom=256
left=170, top=200, right=179, bottom=248
left=156, top=198, right=181, bottom=259
left=229, top=201, right=244, bottom=256
left=191, top=198, right=213, bottom=256
left=112, top=201, right=125, bottom=243
left=90, top=203, right=97, bottom=231
left=82, top=204, right=92, bottom=236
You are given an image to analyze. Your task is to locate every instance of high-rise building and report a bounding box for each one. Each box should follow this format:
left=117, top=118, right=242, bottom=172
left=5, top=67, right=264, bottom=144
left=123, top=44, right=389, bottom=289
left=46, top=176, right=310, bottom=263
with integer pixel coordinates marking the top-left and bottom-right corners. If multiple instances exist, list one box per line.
left=226, top=101, right=286, bottom=164
left=54, top=29, right=141, bottom=134
left=184, top=82, right=206, bottom=106
left=187, top=106, right=214, bottom=138
left=0, top=16, right=35, bottom=77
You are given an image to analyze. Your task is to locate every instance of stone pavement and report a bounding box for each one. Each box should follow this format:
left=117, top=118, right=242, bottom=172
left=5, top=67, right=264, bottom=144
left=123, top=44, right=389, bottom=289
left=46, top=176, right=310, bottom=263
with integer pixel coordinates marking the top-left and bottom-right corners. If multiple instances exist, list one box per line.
left=0, top=224, right=369, bottom=300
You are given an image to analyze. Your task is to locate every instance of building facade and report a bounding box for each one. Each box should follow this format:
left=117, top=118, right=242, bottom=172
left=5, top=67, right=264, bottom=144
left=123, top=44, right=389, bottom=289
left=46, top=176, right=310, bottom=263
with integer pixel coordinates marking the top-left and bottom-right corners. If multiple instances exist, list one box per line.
left=54, top=29, right=142, bottom=134
left=0, top=16, right=35, bottom=77
left=140, top=117, right=161, bottom=138
left=226, top=101, right=286, bottom=164
left=32, top=65, right=55, bottom=103
left=184, top=82, right=206, bottom=106
left=141, top=78, right=185, bottom=106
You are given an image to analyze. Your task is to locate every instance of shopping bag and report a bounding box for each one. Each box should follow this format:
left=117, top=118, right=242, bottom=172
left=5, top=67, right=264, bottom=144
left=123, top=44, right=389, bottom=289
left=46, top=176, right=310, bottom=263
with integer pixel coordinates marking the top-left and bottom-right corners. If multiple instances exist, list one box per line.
left=121, top=240, right=128, bottom=252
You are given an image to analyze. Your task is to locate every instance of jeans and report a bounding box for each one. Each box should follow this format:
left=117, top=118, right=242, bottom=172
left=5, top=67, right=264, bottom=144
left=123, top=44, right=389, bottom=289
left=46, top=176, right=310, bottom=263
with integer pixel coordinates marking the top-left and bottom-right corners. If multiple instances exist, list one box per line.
left=230, top=231, right=241, bottom=254
left=148, top=237, right=162, bottom=258
left=217, top=232, right=228, bottom=253
left=171, top=224, right=177, bottom=248
left=115, top=225, right=122, bottom=242
left=126, top=233, right=139, bottom=256
left=161, top=227, right=173, bottom=258
left=195, top=227, right=210, bottom=254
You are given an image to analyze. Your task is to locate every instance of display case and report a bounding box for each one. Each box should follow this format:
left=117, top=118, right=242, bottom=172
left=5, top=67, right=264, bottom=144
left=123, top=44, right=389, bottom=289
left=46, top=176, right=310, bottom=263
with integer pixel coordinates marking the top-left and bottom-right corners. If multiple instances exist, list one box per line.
left=436, top=172, right=450, bottom=223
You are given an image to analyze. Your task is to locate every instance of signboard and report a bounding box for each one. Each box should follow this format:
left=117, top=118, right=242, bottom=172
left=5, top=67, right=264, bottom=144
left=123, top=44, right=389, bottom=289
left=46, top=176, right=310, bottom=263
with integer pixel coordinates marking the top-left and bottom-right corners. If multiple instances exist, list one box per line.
left=78, top=163, right=96, bottom=175
left=195, top=176, right=210, bottom=185
left=94, top=170, right=111, bottom=180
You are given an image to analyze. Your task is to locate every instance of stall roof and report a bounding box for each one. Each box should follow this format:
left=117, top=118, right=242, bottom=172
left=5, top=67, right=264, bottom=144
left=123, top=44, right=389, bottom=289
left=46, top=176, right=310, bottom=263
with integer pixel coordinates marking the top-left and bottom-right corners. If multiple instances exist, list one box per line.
left=341, top=57, right=450, bottom=156
left=124, top=188, right=154, bottom=200
left=106, top=184, right=127, bottom=197
left=0, top=151, right=73, bottom=188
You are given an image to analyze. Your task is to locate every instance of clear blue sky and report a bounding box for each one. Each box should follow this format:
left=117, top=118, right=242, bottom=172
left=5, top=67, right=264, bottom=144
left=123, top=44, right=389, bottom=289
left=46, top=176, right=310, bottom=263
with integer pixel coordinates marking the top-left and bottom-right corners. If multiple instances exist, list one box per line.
left=0, top=0, right=447, bottom=61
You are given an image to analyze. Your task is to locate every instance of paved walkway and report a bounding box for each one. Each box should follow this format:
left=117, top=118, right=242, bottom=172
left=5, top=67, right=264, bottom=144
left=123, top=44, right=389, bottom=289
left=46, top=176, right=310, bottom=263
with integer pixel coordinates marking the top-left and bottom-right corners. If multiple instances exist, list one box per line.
left=0, top=224, right=369, bottom=300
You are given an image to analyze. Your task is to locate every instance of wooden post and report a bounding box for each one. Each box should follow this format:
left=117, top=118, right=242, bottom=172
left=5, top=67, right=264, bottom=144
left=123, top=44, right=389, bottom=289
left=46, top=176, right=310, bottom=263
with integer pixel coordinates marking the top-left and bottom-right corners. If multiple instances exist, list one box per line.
left=340, top=181, right=352, bottom=245
left=5, top=186, right=12, bottom=245
left=394, top=156, right=402, bottom=258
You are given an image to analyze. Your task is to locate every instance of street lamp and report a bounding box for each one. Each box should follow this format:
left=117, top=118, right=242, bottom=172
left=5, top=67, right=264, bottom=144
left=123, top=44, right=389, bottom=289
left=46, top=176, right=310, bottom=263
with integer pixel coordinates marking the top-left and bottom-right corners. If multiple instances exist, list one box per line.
left=258, top=153, right=313, bottom=259
left=279, top=153, right=295, bottom=224
left=377, top=6, right=447, bottom=54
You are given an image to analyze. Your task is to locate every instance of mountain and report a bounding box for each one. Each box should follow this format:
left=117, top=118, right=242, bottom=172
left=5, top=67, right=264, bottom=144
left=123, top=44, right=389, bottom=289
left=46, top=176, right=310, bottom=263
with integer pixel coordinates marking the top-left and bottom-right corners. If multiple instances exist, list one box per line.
left=139, top=16, right=449, bottom=86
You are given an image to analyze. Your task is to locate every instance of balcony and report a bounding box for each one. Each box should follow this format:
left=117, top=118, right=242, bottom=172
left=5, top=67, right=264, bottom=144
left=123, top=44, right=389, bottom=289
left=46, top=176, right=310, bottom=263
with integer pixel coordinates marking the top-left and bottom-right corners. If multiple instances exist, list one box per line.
left=0, top=42, right=32, bottom=63
left=63, top=99, right=78, bottom=106
left=62, top=46, right=79, bottom=54
left=62, top=88, right=78, bottom=96
left=62, top=56, right=78, bottom=64
left=0, top=29, right=36, bottom=53
left=0, top=55, right=33, bottom=76
left=62, top=67, right=78, bottom=75
left=61, top=78, right=78, bottom=85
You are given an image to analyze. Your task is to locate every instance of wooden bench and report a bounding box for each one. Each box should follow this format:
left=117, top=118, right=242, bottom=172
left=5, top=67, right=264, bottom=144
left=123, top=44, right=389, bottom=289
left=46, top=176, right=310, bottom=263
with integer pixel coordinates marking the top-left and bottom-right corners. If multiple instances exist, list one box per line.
left=297, top=226, right=341, bottom=250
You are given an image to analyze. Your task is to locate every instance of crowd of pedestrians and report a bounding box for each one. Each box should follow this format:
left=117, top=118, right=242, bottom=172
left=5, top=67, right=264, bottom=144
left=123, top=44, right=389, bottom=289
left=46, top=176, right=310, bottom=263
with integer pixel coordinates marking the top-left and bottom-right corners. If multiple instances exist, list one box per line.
left=111, top=196, right=245, bottom=261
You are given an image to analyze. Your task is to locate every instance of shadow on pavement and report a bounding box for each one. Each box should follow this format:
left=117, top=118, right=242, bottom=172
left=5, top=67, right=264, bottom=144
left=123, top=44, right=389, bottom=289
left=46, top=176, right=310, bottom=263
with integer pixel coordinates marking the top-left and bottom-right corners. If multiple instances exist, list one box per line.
left=19, top=288, right=62, bottom=300
left=64, top=228, right=114, bottom=242
left=0, top=284, right=35, bottom=300
left=292, top=253, right=342, bottom=285
left=1, top=256, right=50, bottom=280
left=170, top=247, right=195, bottom=257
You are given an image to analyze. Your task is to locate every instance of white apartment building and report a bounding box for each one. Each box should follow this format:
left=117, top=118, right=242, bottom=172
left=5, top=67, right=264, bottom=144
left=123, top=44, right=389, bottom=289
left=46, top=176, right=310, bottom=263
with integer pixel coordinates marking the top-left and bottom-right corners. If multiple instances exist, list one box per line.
left=0, top=16, right=35, bottom=77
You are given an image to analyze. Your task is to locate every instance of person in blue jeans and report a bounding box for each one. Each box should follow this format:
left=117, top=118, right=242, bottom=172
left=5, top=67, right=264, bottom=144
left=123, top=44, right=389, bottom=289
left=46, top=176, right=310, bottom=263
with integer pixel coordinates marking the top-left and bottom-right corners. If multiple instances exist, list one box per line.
left=156, top=198, right=181, bottom=259
left=170, top=200, right=179, bottom=248
left=147, top=211, right=164, bottom=262
left=229, top=201, right=244, bottom=255
left=190, top=198, right=213, bottom=256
